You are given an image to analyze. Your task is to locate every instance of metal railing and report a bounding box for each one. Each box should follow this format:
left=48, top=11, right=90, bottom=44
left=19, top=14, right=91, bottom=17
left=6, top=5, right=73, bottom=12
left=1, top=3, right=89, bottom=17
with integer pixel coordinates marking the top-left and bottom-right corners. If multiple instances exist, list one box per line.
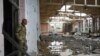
left=3, top=31, right=19, bottom=49
left=3, top=31, right=20, bottom=56
left=3, top=30, right=30, bottom=56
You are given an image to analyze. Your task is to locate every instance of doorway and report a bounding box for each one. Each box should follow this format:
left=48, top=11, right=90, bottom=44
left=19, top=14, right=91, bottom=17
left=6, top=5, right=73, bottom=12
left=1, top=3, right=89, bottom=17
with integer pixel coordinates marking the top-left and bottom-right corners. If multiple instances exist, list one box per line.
left=3, top=0, right=19, bottom=56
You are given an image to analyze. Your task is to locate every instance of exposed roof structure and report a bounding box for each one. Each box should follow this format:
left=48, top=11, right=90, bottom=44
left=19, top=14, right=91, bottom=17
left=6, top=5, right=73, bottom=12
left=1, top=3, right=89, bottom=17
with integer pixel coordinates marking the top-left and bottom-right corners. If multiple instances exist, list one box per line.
left=40, top=0, right=100, bottom=23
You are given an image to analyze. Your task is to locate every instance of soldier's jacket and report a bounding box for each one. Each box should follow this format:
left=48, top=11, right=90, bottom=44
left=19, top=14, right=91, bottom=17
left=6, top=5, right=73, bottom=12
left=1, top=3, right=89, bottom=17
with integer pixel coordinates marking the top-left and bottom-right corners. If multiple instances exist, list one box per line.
left=16, top=24, right=27, bottom=43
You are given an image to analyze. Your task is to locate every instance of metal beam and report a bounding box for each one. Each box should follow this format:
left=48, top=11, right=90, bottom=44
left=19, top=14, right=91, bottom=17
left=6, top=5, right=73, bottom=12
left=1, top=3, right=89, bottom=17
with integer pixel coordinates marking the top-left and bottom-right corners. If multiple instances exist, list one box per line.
left=46, top=0, right=100, bottom=7
left=95, top=0, right=97, bottom=5
left=46, top=3, right=63, bottom=5
left=3, top=31, right=19, bottom=49
left=46, top=0, right=64, bottom=5
left=58, top=11, right=80, bottom=13
left=74, top=0, right=75, bottom=5
left=7, top=50, right=19, bottom=56
left=84, top=0, right=87, bottom=5
left=72, top=4, right=100, bottom=7
left=72, top=0, right=100, bottom=7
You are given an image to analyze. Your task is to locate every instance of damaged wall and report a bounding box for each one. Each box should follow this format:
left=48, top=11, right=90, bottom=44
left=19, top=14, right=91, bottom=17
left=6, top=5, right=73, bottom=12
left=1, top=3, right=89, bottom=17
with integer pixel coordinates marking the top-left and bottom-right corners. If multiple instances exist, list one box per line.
left=25, top=0, right=40, bottom=55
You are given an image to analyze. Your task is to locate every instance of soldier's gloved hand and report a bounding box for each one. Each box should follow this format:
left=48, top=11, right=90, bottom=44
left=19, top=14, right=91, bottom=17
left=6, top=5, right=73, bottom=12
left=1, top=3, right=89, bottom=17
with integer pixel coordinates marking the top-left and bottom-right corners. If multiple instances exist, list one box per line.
left=24, top=45, right=28, bottom=51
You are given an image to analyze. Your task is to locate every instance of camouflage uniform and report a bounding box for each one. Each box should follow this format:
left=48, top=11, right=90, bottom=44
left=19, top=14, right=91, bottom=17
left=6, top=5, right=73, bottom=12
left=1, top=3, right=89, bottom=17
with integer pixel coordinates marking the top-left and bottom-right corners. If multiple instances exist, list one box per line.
left=16, top=24, right=27, bottom=56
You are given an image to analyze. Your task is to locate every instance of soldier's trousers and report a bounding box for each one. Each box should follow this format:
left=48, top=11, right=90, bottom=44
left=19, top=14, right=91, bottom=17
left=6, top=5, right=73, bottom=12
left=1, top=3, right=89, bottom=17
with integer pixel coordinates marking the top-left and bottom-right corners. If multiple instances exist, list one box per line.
left=18, top=42, right=27, bottom=56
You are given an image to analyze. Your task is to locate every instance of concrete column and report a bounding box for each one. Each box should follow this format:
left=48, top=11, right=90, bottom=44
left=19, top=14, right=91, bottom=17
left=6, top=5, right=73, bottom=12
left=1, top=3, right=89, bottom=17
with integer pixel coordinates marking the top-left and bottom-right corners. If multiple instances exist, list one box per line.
left=78, top=21, right=81, bottom=32
left=95, top=17, right=97, bottom=32
left=99, top=17, right=100, bottom=30
left=0, top=0, right=4, bottom=56
left=92, top=17, right=95, bottom=32
left=25, top=0, right=40, bottom=56
left=83, top=19, right=86, bottom=33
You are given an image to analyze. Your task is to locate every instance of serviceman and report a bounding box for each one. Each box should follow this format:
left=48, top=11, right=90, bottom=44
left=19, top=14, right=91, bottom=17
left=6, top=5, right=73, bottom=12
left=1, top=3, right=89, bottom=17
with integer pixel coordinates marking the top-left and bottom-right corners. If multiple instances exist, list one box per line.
left=16, top=19, right=28, bottom=56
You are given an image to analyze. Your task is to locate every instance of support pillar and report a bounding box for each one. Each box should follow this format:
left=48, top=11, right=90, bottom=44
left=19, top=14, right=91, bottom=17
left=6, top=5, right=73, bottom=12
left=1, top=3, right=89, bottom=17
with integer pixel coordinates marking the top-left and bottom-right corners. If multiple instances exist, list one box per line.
left=99, top=17, right=100, bottom=30
left=0, top=0, right=4, bottom=56
left=92, top=17, right=95, bottom=32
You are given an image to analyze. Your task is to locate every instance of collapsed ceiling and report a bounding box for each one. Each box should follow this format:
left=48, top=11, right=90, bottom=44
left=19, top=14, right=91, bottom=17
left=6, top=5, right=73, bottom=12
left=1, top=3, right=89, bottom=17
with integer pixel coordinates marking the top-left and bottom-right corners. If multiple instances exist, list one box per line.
left=40, top=0, right=100, bottom=23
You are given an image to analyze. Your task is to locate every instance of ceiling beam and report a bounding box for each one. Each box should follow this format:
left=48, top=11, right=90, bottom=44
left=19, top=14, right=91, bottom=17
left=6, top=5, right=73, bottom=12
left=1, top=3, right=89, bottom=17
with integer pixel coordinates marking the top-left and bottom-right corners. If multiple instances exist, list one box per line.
left=72, top=4, right=100, bottom=7
left=46, top=3, right=63, bottom=5
left=73, top=0, right=100, bottom=7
